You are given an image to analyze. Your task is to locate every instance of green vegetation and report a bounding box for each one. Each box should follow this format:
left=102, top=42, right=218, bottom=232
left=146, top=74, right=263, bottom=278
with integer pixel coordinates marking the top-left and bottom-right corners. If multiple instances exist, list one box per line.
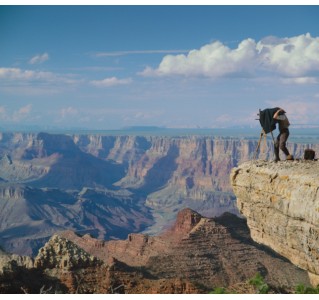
left=209, top=273, right=319, bottom=294
left=295, top=284, right=319, bottom=294
left=209, top=287, right=228, bottom=294
left=248, top=273, right=270, bottom=294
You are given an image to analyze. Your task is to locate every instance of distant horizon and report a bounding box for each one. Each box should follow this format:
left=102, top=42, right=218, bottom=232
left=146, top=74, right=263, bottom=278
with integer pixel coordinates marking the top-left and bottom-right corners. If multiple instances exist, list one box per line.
left=2, top=121, right=319, bottom=129
left=1, top=123, right=319, bottom=131
left=1, top=124, right=319, bottom=143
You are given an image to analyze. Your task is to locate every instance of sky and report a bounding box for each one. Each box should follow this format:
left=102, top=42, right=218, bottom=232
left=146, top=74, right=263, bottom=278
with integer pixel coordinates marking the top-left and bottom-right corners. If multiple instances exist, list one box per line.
left=1, top=4, right=319, bottom=130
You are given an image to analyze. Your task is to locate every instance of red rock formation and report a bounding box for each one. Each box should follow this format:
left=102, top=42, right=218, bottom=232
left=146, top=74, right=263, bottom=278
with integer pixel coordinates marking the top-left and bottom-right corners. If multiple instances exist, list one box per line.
left=166, top=208, right=202, bottom=236
left=0, top=208, right=313, bottom=293
left=59, top=208, right=311, bottom=293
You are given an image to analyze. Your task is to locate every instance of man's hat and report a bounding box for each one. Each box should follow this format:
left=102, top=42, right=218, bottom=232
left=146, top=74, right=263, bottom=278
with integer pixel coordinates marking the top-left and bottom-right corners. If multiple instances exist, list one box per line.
left=279, top=109, right=286, bottom=115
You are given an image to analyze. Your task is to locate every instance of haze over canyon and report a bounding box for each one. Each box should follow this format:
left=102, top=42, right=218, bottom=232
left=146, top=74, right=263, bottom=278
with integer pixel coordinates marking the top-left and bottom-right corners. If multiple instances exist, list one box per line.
left=1, top=130, right=318, bottom=256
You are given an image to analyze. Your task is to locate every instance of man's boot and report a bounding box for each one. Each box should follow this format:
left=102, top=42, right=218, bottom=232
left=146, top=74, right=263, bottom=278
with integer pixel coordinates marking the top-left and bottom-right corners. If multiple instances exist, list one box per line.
left=286, top=154, right=294, bottom=160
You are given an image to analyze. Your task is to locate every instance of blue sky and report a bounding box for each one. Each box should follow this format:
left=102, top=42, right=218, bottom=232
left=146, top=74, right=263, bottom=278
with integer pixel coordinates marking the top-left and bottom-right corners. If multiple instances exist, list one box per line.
left=1, top=5, right=319, bottom=130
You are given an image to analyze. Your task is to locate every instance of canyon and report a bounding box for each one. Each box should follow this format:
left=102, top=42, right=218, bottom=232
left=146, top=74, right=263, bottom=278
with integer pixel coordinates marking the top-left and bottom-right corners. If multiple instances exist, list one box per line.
left=1, top=130, right=319, bottom=293
left=1, top=131, right=318, bottom=255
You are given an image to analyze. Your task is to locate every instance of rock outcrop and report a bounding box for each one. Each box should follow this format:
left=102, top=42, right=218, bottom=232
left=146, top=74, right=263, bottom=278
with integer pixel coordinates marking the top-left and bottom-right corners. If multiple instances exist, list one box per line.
left=59, top=208, right=311, bottom=292
left=0, top=235, right=107, bottom=293
left=231, top=160, right=319, bottom=286
left=35, top=234, right=102, bottom=270
left=0, top=208, right=312, bottom=293
left=0, top=250, right=67, bottom=293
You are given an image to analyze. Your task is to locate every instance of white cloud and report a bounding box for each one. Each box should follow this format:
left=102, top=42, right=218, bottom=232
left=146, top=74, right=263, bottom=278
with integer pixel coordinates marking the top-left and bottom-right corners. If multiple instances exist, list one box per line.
left=90, top=76, right=132, bottom=87
left=0, top=67, right=55, bottom=81
left=142, top=39, right=257, bottom=78
left=60, top=107, right=78, bottom=118
left=0, top=106, right=7, bottom=121
left=69, top=66, right=123, bottom=72
left=12, top=104, right=32, bottom=122
left=214, top=114, right=234, bottom=124
left=266, top=100, right=319, bottom=125
left=132, top=110, right=163, bottom=120
left=94, top=49, right=190, bottom=57
left=257, top=33, right=319, bottom=76
left=281, top=77, right=318, bottom=85
left=0, top=104, right=33, bottom=123
left=0, top=67, right=69, bottom=84
left=0, top=104, right=43, bottom=124
left=142, top=33, right=319, bottom=81
left=0, top=67, right=82, bottom=88
left=29, top=52, right=49, bottom=64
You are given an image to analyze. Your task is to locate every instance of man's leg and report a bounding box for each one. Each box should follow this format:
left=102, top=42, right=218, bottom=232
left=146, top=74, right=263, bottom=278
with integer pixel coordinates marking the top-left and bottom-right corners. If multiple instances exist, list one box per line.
left=274, top=134, right=281, bottom=161
left=279, top=130, right=291, bottom=157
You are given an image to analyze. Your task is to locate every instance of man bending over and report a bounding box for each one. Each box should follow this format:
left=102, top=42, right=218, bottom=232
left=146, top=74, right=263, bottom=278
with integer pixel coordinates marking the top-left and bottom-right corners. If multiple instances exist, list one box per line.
left=273, top=108, right=294, bottom=162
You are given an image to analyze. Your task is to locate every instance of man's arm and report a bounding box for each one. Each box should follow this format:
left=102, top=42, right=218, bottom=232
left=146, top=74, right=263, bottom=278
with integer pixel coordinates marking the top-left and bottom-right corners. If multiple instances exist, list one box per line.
left=273, top=108, right=285, bottom=120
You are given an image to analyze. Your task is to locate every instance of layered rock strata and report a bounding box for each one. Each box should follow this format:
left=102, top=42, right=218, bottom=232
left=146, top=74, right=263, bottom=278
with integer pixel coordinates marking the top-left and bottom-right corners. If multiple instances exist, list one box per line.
left=231, top=160, right=319, bottom=286
left=59, top=208, right=310, bottom=292
left=1, top=131, right=319, bottom=255
left=0, top=208, right=312, bottom=293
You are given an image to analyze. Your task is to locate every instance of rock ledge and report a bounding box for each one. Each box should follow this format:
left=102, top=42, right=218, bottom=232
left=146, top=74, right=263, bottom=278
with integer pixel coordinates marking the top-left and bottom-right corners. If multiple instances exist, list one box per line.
left=231, top=160, right=319, bottom=286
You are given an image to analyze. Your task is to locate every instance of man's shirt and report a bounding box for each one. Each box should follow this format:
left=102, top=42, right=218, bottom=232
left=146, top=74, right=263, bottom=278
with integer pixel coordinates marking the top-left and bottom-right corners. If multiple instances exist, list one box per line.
left=274, top=114, right=290, bottom=131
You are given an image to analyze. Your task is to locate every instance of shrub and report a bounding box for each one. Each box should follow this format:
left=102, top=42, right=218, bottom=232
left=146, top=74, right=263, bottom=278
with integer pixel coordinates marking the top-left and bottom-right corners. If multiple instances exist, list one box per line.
left=248, top=273, right=270, bottom=294
left=209, top=287, right=227, bottom=294
left=295, top=284, right=319, bottom=294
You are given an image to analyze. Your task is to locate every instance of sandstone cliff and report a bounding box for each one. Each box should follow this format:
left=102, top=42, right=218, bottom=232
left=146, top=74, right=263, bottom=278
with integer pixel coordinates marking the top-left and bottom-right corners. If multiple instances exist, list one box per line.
left=231, top=160, right=319, bottom=286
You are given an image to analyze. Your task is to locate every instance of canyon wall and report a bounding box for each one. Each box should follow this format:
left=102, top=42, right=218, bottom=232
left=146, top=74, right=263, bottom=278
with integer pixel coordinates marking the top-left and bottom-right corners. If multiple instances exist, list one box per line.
left=231, top=160, right=319, bottom=286
left=1, top=131, right=319, bottom=255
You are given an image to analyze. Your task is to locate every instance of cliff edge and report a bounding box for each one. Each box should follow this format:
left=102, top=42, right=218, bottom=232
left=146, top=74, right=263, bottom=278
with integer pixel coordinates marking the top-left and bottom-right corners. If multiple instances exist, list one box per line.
left=231, top=160, right=319, bottom=286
